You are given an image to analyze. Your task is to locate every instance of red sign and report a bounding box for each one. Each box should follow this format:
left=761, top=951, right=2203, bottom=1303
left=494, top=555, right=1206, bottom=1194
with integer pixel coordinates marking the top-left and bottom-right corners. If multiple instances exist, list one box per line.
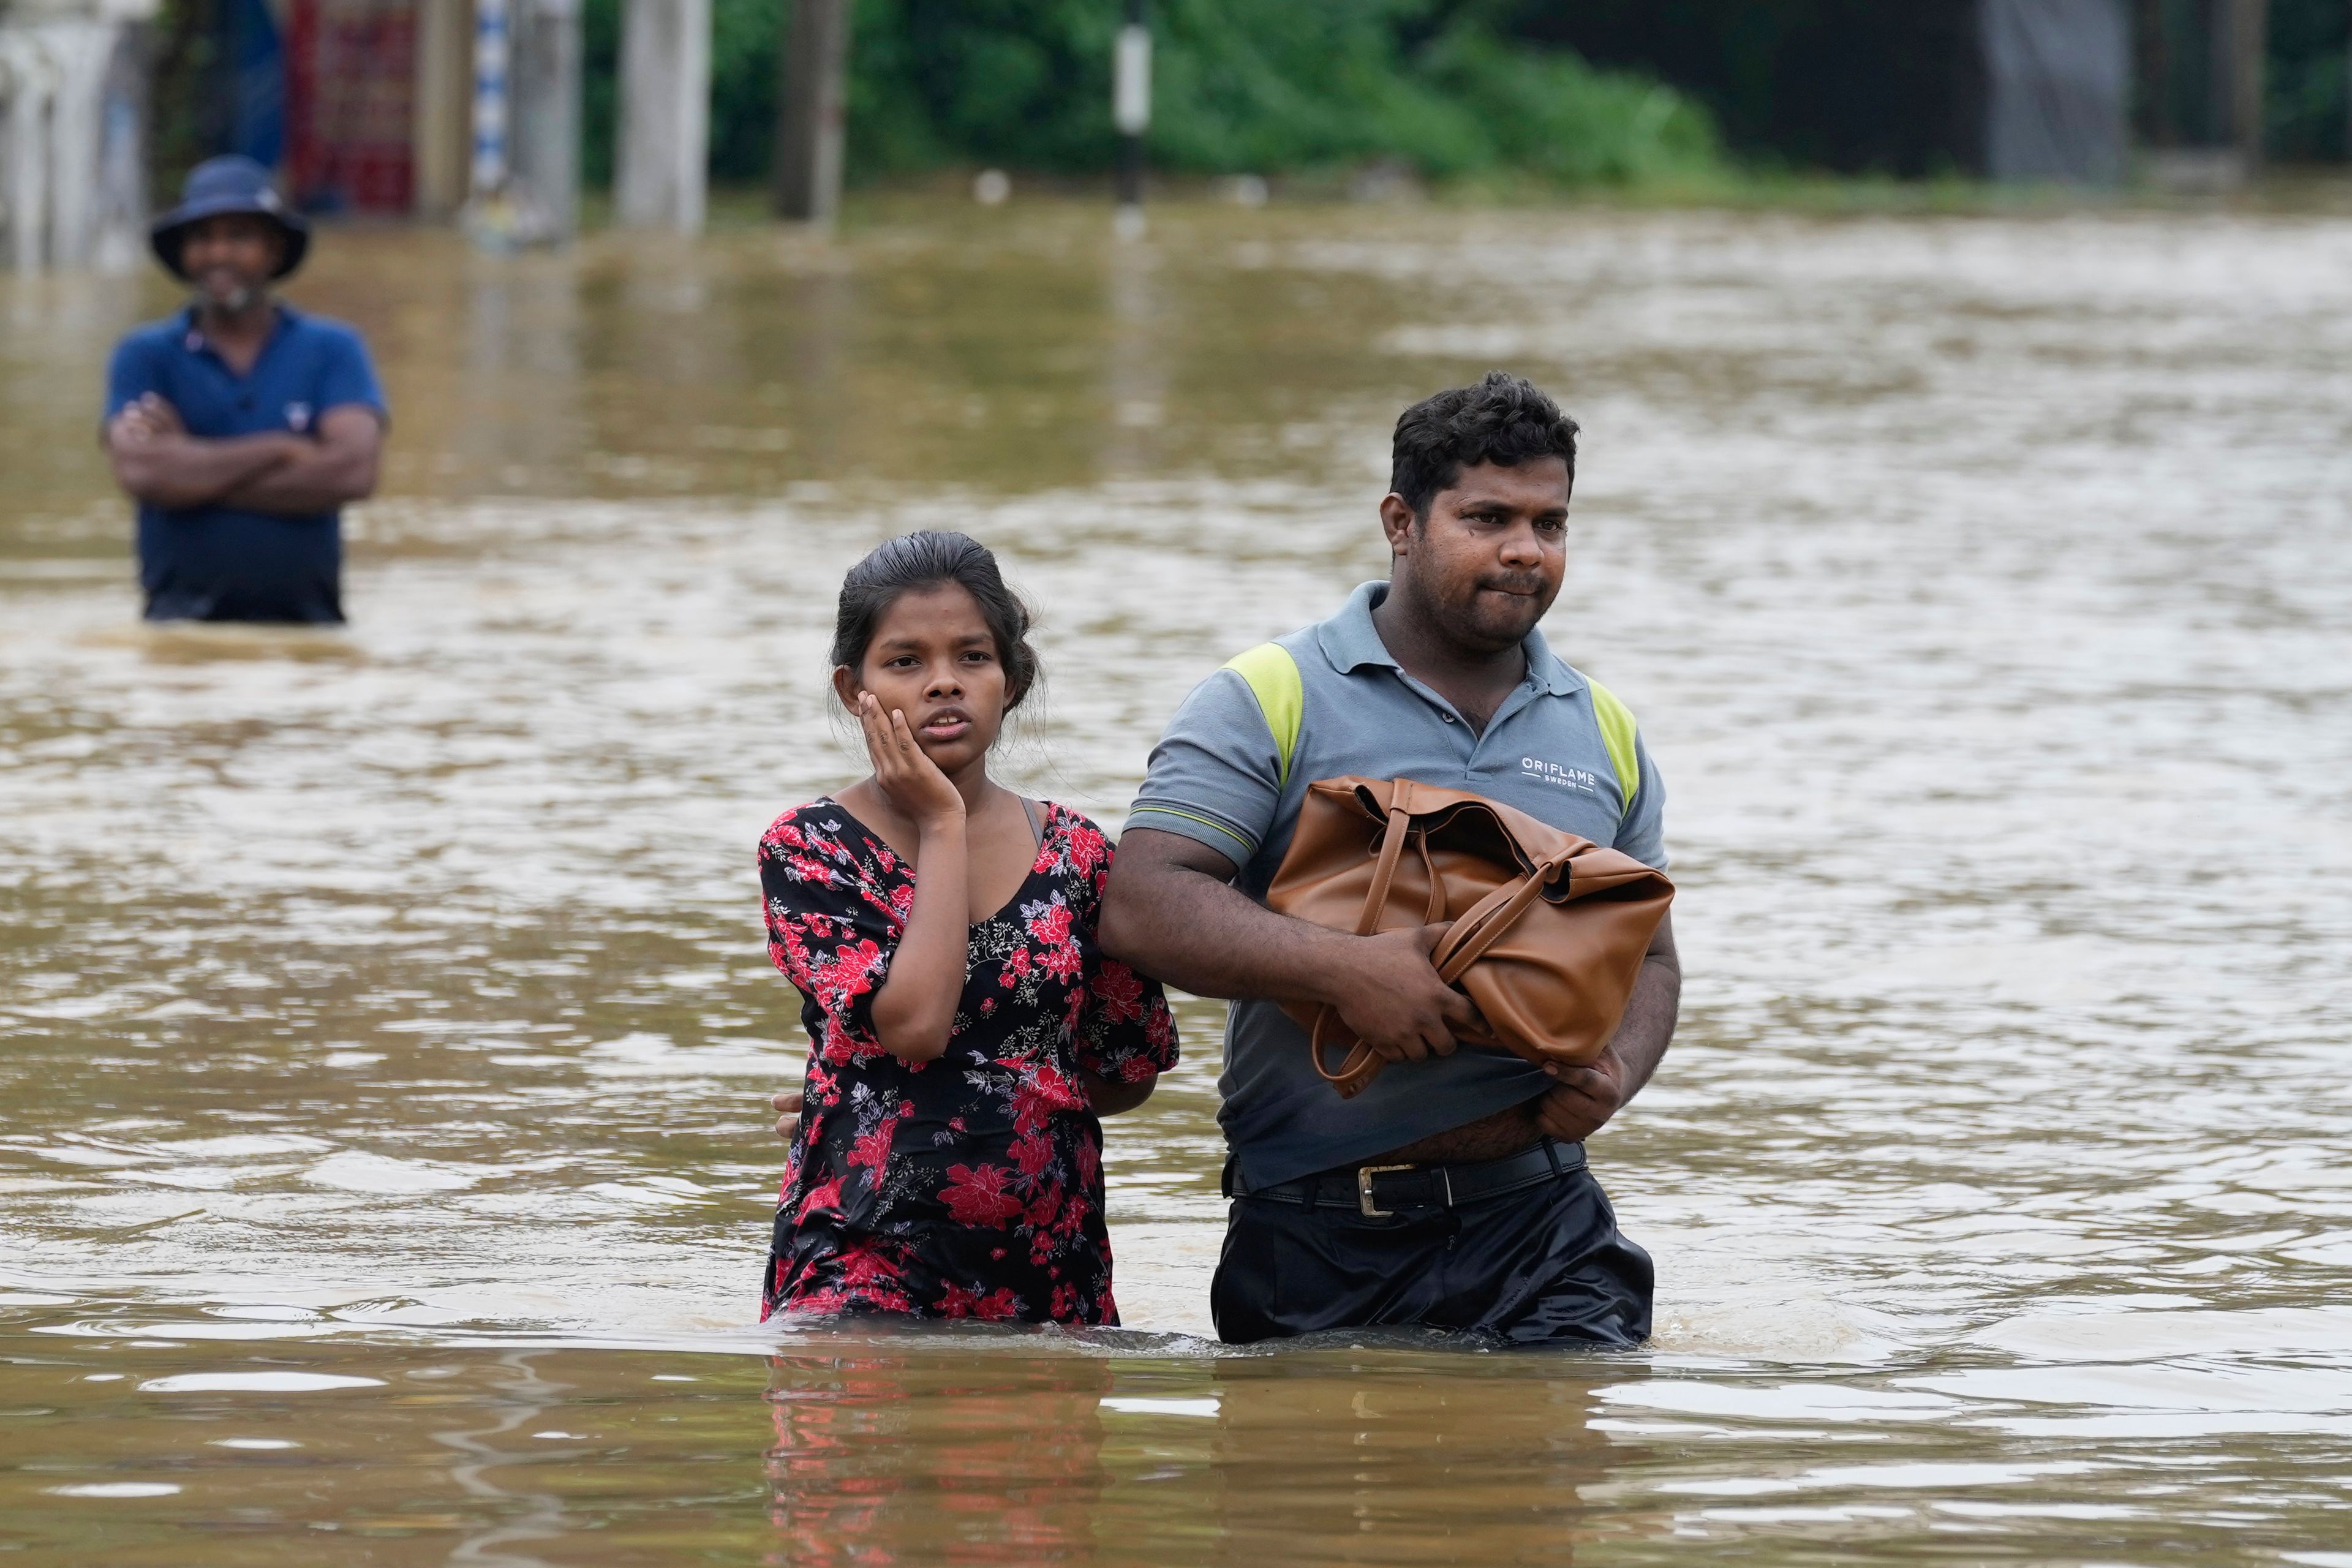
left=287, top=0, right=417, bottom=213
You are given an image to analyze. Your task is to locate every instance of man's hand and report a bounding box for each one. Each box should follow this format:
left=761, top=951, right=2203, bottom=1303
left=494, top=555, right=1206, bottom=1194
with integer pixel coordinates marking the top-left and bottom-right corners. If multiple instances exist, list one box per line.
left=1534, top=1053, right=1630, bottom=1144
left=1329, top=924, right=1483, bottom=1063
left=1531, top=912, right=1680, bottom=1144
left=109, top=392, right=186, bottom=443
left=772, top=1087, right=802, bottom=1142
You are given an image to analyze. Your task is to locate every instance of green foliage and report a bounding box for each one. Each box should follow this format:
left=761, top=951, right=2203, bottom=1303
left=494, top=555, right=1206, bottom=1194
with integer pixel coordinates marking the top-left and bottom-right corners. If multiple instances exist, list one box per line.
left=712, top=0, right=788, bottom=179
left=579, top=0, right=1721, bottom=190
left=1415, top=23, right=1719, bottom=183
left=583, top=0, right=618, bottom=189
left=2266, top=0, right=2351, bottom=162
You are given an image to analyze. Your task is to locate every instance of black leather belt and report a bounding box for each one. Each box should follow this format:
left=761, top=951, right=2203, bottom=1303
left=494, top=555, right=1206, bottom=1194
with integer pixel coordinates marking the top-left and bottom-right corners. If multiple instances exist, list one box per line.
left=1227, top=1138, right=1586, bottom=1218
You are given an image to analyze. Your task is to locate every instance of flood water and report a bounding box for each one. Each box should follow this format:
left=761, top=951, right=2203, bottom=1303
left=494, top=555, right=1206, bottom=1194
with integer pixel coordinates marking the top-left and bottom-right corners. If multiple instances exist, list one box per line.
left=4, top=195, right=2351, bottom=1564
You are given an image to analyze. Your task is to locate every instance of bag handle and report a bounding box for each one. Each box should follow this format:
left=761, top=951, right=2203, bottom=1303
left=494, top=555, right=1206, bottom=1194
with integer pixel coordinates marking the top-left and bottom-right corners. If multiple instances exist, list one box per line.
left=1429, top=854, right=1572, bottom=984
left=1308, top=1009, right=1384, bottom=1098
left=1308, top=782, right=1448, bottom=1098
left=1351, top=780, right=1414, bottom=935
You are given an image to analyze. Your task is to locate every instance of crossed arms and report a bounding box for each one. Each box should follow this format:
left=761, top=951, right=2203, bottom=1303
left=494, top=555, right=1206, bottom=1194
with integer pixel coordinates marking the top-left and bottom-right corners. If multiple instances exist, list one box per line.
left=1098, top=827, right=1680, bottom=1144
left=105, top=393, right=382, bottom=514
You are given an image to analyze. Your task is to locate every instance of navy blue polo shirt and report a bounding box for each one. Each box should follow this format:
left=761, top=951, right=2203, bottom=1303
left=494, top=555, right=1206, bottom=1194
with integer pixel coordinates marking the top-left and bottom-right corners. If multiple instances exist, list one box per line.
left=105, top=305, right=386, bottom=623
left=1127, top=581, right=1670, bottom=1188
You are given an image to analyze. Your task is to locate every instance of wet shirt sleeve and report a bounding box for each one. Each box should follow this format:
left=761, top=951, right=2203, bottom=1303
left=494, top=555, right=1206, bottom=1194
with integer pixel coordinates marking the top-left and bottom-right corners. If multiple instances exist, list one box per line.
left=315, top=325, right=389, bottom=422
left=1611, top=732, right=1670, bottom=872
left=102, top=333, right=162, bottom=426
left=757, top=813, right=903, bottom=1049
left=1124, top=667, right=1286, bottom=870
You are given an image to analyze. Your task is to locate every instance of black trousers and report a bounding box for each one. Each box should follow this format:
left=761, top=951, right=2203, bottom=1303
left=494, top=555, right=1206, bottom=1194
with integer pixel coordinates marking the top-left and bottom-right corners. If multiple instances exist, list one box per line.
left=1209, top=1150, right=1653, bottom=1348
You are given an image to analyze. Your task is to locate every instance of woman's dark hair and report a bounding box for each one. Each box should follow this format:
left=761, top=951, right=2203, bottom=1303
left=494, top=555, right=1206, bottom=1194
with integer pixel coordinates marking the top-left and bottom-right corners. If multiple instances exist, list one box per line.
left=830, top=530, right=1042, bottom=711
left=1390, top=371, right=1580, bottom=520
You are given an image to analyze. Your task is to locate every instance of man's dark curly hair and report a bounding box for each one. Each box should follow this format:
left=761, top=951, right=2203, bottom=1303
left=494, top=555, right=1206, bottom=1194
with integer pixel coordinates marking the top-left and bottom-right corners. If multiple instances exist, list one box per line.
left=1389, top=371, right=1580, bottom=520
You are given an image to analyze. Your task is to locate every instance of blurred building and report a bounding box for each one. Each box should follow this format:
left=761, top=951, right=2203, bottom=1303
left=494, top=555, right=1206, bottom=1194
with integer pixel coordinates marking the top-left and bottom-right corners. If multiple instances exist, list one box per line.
left=3, top=0, right=595, bottom=271
left=155, top=0, right=540, bottom=217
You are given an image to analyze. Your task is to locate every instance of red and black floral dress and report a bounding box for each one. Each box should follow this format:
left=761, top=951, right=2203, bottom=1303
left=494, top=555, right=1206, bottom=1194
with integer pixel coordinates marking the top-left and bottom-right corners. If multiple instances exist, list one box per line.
left=757, top=798, right=1178, bottom=1326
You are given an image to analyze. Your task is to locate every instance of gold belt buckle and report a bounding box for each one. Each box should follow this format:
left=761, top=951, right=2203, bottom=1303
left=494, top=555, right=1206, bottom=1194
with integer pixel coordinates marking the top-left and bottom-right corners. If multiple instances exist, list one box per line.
left=1357, top=1163, right=1415, bottom=1218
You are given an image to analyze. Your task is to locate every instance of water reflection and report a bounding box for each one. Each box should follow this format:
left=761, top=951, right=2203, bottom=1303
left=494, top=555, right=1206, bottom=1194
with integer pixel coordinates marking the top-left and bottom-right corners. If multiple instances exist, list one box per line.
left=766, top=1345, right=1112, bottom=1563
left=1200, top=1351, right=1628, bottom=1566
left=440, top=1350, right=573, bottom=1567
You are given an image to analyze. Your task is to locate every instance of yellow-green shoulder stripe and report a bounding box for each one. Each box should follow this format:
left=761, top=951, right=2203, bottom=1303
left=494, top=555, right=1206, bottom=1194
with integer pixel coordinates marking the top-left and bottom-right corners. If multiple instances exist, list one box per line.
left=1224, top=642, right=1304, bottom=788
left=1585, top=677, right=1640, bottom=810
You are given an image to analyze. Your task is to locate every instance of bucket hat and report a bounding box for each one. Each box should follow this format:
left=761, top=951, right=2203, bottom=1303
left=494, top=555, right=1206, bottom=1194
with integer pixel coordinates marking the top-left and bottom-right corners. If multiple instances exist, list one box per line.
left=149, top=156, right=311, bottom=282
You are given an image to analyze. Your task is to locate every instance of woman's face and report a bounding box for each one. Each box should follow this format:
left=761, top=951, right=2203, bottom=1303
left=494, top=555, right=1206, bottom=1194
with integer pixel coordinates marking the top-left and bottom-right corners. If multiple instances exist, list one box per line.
left=836, top=583, right=1011, bottom=776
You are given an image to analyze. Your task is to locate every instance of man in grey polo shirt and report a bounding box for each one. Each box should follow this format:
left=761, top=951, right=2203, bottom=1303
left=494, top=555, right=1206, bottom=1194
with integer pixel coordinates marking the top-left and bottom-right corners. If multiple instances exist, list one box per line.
left=1099, top=372, right=1679, bottom=1346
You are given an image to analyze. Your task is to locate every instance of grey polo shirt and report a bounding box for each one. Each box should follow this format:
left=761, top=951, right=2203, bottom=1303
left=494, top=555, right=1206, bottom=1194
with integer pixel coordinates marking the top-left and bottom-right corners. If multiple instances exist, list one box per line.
left=1126, top=581, right=1670, bottom=1188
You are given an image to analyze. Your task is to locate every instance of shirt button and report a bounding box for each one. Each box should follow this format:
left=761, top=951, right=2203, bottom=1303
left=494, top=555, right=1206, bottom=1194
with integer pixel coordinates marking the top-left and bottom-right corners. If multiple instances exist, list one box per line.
left=1440, top=712, right=1456, bottom=723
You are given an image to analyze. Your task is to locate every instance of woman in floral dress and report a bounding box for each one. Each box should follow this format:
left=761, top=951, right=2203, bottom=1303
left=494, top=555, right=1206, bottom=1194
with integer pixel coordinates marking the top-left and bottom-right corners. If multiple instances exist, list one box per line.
left=758, top=531, right=1177, bottom=1325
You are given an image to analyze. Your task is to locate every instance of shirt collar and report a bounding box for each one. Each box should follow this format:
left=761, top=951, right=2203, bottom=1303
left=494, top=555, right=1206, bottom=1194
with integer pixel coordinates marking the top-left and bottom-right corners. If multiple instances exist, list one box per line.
left=1316, top=579, right=1587, bottom=698
left=178, top=301, right=296, bottom=355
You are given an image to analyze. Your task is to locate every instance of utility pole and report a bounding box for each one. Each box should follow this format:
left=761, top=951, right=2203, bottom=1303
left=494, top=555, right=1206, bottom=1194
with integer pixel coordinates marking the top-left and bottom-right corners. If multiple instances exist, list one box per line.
left=616, top=0, right=710, bottom=233
left=1113, top=0, right=1148, bottom=227
left=466, top=0, right=513, bottom=229
left=2134, top=0, right=2172, bottom=147
left=774, top=0, right=850, bottom=223
left=2215, top=0, right=2269, bottom=169
left=513, top=0, right=582, bottom=240
left=2234, top=0, right=2269, bottom=168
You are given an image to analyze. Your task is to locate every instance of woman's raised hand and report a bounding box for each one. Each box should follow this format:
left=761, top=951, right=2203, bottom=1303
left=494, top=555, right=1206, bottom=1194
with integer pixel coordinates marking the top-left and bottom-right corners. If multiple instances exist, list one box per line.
left=856, top=692, right=965, bottom=829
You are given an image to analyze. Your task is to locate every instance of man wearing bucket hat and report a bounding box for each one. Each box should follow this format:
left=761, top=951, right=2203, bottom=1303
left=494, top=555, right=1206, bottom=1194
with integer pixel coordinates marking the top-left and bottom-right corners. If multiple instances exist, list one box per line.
left=102, top=155, right=386, bottom=624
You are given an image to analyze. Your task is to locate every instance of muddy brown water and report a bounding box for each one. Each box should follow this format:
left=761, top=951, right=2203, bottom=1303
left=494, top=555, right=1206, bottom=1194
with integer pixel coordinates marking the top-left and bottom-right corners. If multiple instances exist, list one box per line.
left=4, top=197, right=2351, bottom=1564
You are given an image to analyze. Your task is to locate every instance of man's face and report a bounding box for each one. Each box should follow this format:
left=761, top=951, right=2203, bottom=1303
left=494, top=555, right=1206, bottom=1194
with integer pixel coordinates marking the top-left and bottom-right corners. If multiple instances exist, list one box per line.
left=179, top=216, right=282, bottom=312
left=1384, top=458, right=1571, bottom=652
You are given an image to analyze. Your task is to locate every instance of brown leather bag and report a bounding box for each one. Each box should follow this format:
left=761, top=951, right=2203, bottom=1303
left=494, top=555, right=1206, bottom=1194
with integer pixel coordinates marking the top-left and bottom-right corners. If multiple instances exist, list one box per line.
left=1267, top=776, right=1675, bottom=1098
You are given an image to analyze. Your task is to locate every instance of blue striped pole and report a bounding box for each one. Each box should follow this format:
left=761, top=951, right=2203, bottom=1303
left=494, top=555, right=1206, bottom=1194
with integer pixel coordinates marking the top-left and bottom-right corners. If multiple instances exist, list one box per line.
left=472, top=0, right=511, bottom=198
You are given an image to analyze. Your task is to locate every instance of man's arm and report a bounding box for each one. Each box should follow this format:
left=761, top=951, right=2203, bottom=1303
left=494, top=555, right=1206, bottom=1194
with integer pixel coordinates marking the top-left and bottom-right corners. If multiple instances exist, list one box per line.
left=105, top=394, right=302, bottom=510
left=1083, top=1072, right=1155, bottom=1115
left=214, top=405, right=383, bottom=514
left=1534, top=911, right=1679, bottom=1143
left=1098, top=827, right=1479, bottom=1063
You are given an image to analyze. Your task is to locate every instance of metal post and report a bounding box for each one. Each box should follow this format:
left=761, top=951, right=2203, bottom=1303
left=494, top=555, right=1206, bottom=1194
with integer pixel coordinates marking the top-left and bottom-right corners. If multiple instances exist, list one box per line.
left=2134, top=0, right=2172, bottom=147
left=2231, top=0, right=2268, bottom=168
left=774, top=0, right=848, bottom=222
left=461, top=0, right=528, bottom=246
left=1113, top=0, right=1148, bottom=219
